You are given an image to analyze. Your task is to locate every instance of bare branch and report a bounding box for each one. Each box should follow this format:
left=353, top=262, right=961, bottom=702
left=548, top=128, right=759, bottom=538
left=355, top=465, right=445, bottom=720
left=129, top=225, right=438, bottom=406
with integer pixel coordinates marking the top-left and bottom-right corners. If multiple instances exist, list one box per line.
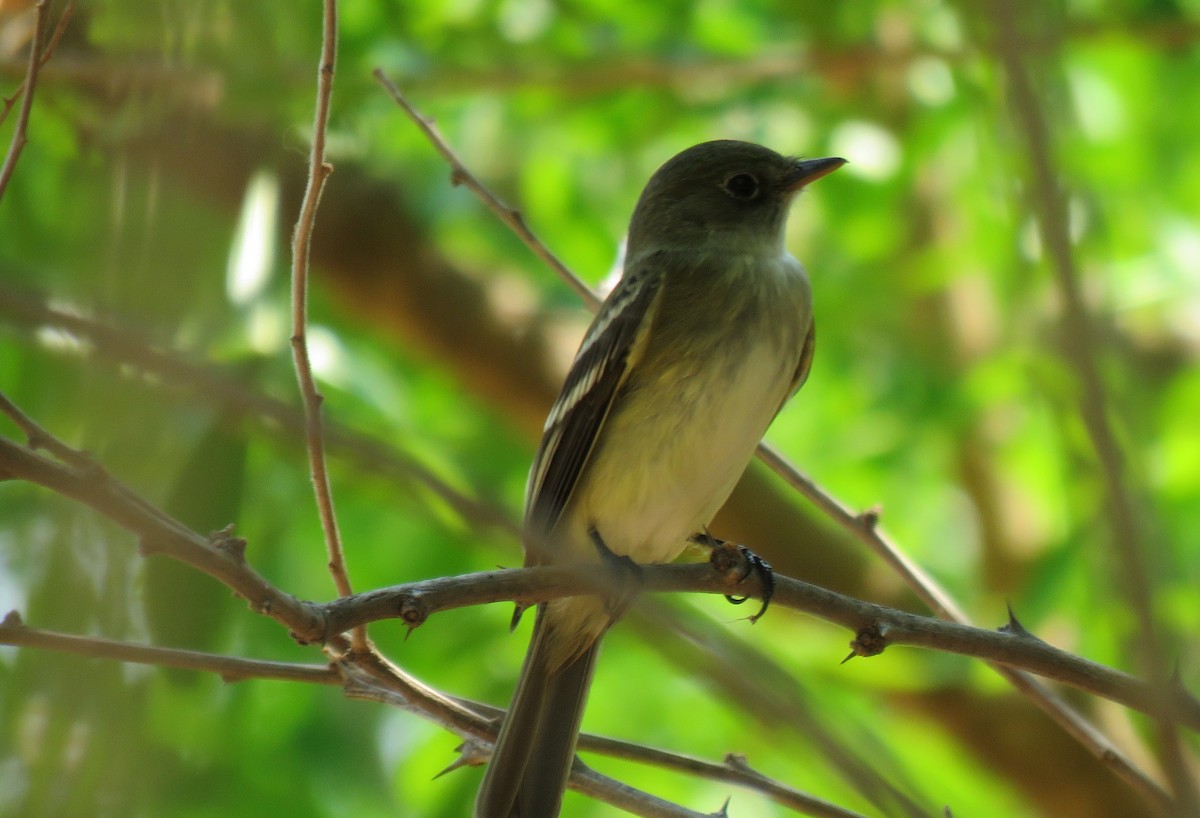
left=0, top=431, right=327, bottom=643
left=0, top=388, right=94, bottom=469
left=582, top=738, right=872, bottom=818
left=0, top=613, right=340, bottom=685
left=3, top=373, right=862, bottom=815
left=288, top=0, right=362, bottom=649
left=4, top=412, right=1189, bottom=814
left=0, top=614, right=843, bottom=818
left=373, top=71, right=598, bottom=308
left=0, top=0, right=74, bottom=129
left=757, top=448, right=1176, bottom=812
left=571, top=763, right=720, bottom=818
left=317, top=562, right=1200, bottom=734
left=0, top=0, right=50, bottom=201
left=341, top=653, right=835, bottom=818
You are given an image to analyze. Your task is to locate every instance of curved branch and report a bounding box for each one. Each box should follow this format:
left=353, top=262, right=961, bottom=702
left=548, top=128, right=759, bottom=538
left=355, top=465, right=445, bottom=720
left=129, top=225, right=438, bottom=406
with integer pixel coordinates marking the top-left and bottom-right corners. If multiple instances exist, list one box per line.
left=0, top=617, right=861, bottom=818
left=2, top=400, right=1190, bottom=814
left=0, top=410, right=874, bottom=817
left=0, top=0, right=50, bottom=200
left=291, top=0, right=358, bottom=642
left=320, top=561, right=1200, bottom=733
left=0, top=433, right=328, bottom=642
left=0, top=613, right=340, bottom=685
left=2, top=405, right=1195, bottom=735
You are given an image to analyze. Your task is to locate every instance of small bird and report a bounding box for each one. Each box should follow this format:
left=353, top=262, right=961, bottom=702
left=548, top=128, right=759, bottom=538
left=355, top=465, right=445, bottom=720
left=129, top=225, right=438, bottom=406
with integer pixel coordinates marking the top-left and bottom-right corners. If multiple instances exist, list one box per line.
left=475, top=140, right=844, bottom=818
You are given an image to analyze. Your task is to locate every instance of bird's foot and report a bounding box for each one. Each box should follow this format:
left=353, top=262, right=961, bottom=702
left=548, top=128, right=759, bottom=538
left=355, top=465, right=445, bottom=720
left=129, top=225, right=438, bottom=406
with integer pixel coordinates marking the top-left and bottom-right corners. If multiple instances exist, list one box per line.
left=692, top=532, right=775, bottom=623
left=588, top=526, right=643, bottom=619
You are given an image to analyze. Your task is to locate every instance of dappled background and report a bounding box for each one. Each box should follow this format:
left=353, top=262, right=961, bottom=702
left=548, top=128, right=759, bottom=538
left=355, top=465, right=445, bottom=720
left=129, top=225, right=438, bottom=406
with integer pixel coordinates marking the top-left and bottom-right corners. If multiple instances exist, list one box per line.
left=1, top=1, right=1197, bottom=816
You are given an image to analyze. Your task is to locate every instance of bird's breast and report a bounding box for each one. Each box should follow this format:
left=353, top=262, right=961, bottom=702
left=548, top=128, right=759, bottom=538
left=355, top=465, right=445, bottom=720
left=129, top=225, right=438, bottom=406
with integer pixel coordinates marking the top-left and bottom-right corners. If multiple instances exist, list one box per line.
left=569, top=255, right=810, bottom=564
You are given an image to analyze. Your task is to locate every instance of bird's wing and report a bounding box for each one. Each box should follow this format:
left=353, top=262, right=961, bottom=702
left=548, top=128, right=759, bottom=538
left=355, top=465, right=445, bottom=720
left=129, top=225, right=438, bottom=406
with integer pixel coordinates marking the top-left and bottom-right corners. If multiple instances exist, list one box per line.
left=767, top=316, right=815, bottom=424
left=791, top=318, right=816, bottom=396
left=524, top=257, right=666, bottom=551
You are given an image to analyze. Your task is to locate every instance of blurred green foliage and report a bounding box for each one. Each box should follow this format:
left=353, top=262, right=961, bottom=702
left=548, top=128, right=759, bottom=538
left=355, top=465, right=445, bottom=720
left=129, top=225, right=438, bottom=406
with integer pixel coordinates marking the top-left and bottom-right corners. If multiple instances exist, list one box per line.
left=1, top=1, right=1197, bottom=817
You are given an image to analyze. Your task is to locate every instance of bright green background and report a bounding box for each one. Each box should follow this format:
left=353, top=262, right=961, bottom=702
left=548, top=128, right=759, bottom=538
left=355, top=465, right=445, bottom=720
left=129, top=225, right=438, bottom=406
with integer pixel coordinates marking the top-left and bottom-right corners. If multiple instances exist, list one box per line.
left=1, top=1, right=1197, bottom=817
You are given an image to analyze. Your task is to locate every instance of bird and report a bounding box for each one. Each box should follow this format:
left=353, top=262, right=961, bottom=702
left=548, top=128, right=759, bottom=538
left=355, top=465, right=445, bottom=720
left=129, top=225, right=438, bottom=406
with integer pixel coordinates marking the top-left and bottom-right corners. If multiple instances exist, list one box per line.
left=474, top=140, right=844, bottom=818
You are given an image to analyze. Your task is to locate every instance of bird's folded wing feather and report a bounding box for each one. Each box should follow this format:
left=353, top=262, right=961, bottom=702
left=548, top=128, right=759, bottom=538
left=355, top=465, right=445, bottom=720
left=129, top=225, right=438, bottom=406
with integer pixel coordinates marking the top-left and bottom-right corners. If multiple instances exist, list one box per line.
left=523, top=256, right=666, bottom=548
left=790, top=319, right=816, bottom=397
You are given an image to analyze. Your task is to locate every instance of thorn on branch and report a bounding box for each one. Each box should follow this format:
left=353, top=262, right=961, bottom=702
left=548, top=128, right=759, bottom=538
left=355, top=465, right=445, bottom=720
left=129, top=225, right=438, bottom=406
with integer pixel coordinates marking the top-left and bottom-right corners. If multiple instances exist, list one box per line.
left=998, top=602, right=1040, bottom=640
left=843, top=622, right=889, bottom=663
left=856, top=505, right=882, bottom=531
left=712, top=796, right=732, bottom=818
left=399, top=592, right=429, bottom=634
left=509, top=601, right=530, bottom=632
left=1171, top=660, right=1182, bottom=684
left=1168, top=662, right=1195, bottom=703
left=440, top=738, right=491, bottom=778
left=210, top=524, right=247, bottom=562
left=449, top=168, right=467, bottom=186
left=722, top=752, right=750, bottom=772
left=2, top=609, right=24, bottom=628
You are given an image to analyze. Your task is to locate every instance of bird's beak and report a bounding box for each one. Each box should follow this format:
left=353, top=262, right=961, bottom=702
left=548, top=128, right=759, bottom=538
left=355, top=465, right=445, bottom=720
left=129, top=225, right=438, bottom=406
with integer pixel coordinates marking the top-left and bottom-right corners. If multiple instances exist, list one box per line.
left=785, top=156, right=847, bottom=192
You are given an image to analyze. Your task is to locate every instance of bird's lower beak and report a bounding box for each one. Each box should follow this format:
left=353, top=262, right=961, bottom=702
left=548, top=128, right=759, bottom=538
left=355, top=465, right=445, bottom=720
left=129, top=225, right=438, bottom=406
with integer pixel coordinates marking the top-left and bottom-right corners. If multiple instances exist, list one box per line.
left=785, top=156, right=847, bottom=191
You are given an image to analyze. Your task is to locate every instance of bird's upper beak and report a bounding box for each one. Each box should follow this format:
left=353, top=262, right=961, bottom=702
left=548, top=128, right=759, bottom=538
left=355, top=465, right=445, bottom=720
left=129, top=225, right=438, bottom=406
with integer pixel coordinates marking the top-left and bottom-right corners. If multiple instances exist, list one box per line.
left=784, top=156, right=847, bottom=192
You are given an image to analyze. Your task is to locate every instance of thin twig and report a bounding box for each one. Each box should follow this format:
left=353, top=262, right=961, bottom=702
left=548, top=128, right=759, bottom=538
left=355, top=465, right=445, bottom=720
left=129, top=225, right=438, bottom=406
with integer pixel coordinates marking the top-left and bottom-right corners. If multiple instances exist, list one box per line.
left=570, top=764, right=721, bottom=818
left=0, top=433, right=328, bottom=641
left=759, top=448, right=1174, bottom=814
left=377, top=78, right=1174, bottom=814
left=0, top=0, right=50, bottom=202
left=0, top=0, right=75, bottom=129
left=343, top=653, right=819, bottom=818
left=0, top=389, right=92, bottom=469
left=757, top=445, right=965, bottom=620
left=584, top=737, right=873, bottom=818
left=987, top=4, right=1197, bottom=813
left=373, top=71, right=598, bottom=307
left=0, top=612, right=839, bottom=818
left=638, top=600, right=931, bottom=818
left=291, top=0, right=361, bottom=647
left=0, top=614, right=342, bottom=685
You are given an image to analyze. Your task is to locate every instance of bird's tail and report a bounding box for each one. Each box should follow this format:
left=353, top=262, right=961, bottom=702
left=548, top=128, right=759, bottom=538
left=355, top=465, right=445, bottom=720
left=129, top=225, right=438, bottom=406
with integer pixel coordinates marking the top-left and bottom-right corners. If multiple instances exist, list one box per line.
left=475, top=605, right=600, bottom=818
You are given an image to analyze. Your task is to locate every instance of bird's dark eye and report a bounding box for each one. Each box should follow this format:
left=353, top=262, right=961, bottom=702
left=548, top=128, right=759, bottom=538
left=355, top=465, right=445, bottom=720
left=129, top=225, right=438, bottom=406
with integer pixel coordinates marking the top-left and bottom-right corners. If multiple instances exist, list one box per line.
left=721, top=172, right=761, bottom=200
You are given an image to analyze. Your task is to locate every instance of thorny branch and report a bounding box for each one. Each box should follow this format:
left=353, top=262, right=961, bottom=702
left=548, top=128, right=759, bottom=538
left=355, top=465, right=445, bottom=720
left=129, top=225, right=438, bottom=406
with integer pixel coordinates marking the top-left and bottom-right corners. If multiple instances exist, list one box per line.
left=374, top=76, right=1180, bottom=815
left=290, top=0, right=361, bottom=647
